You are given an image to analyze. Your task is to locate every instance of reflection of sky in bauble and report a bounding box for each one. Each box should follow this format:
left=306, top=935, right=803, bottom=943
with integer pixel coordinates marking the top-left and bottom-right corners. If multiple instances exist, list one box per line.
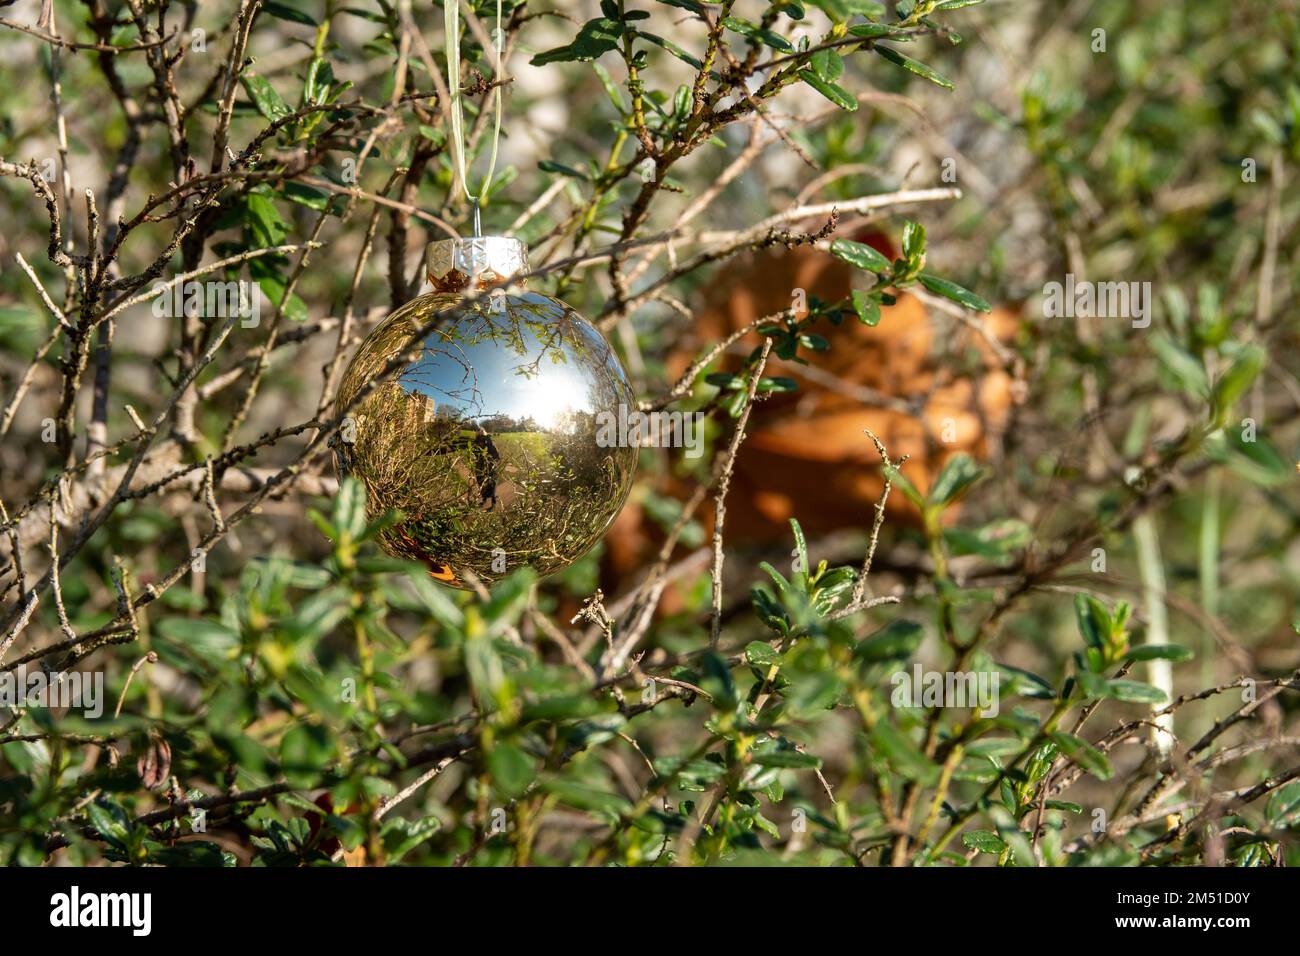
left=395, top=293, right=614, bottom=433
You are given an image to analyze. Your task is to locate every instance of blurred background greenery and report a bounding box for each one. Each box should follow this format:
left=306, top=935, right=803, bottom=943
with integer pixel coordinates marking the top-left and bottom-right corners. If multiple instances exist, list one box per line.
left=0, top=0, right=1296, bottom=866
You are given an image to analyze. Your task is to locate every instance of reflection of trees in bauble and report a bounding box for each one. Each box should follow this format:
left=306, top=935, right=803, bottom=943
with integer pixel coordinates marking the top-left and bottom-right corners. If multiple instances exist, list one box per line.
left=334, top=289, right=637, bottom=587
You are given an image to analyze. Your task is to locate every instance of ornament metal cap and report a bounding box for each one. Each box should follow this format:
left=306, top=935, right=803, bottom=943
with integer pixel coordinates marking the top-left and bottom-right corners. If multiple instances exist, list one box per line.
left=426, top=235, right=530, bottom=292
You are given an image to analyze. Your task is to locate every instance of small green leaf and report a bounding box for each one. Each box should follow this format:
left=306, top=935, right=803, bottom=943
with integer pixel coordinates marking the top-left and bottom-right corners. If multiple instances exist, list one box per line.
left=752, top=748, right=822, bottom=769
left=700, top=651, right=738, bottom=708
left=965, top=738, right=1028, bottom=758
left=263, top=1, right=318, bottom=25
left=704, top=371, right=742, bottom=389
left=745, top=641, right=784, bottom=668
left=799, top=69, right=858, bottom=111
left=1104, top=679, right=1168, bottom=705
left=487, top=743, right=534, bottom=798
left=927, top=453, right=987, bottom=507
left=830, top=237, right=891, bottom=273
left=591, top=62, right=628, bottom=114
left=1212, top=343, right=1266, bottom=417
left=721, top=16, right=795, bottom=52
left=996, top=663, right=1057, bottom=700
left=381, top=816, right=442, bottom=862
left=652, top=0, right=707, bottom=14
left=944, top=518, right=1031, bottom=558
left=855, top=619, right=924, bottom=662
left=464, top=629, right=509, bottom=709
left=870, top=722, right=940, bottom=784
left=538, top=159, right=590, bottom=180
left=852, top=289, right=881, bottom=326
left=240, top=73, right=292, bottom=122
left=1151, top=334, right=1210, bottom=399
left=1045, top=800, right=1084, bottom=814
left=810, top=48, right=845, bottom=82
left=751, top=585, right=790, bottom=635
left=280, top=723, right=333, bottom=785
left=883, top=462, right=925, bottom=508
left=759, top=560, right=793, bottom=595
left=155, top=617, right=239, bottom=655
left=1204, top=427, right=1293, bottom=487
left=333, top=475, right=368, bottom=540
left=875, top=45, right=954, bottom=90
left=245, top=192, right=289, bottom=247
left=1124, top=644, right=1195, bottom=663
left=339, top=6, right=388, bottom=22
left=87, top=799, right=132, bottom=850
left=634, top=30, right=705, bottom=70
left=789, top=517, right=809, bottom=582
left=541, top=779, right=631, bottom=816
left=756, top=376, right=799, bottom=393
left=962, top=829, right=1005, bottom=853
left=919, top=273, right=992, bottom=312
left=531, top=18, right=623, bottom=65
left=847, top=22, right=901, bottom=40
left=281, top=182, right=331, bottom=212
left=901, top=221, right=926, bottom=262
left=1073, top=593, right=1110, bottom=650
left=520, top=695, right=605, bottom=722
left=1049, top=731, right=1113, bottom=781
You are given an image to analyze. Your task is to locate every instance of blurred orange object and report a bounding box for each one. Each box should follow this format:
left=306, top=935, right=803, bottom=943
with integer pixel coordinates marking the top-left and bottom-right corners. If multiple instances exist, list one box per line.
left=603, top=230, right=1020, bottom=587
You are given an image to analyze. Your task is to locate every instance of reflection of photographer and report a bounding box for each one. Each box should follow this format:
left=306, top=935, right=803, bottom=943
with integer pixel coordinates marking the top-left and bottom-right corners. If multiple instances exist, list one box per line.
left=472, top=423, right=501, bottom=510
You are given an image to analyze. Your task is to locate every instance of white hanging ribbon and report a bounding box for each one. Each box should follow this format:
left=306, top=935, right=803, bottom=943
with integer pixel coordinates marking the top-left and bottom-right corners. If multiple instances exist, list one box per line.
left=444, top=0, right=505, bottom=210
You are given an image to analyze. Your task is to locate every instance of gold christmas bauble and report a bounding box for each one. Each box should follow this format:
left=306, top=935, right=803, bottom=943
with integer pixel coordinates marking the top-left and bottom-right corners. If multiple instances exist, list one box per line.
left=334, top=236, right=637, bottom=588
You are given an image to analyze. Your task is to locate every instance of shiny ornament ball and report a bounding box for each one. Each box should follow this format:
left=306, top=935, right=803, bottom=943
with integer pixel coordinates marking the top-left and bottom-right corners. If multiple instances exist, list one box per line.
left=334, top=236, right=637, bottom=588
